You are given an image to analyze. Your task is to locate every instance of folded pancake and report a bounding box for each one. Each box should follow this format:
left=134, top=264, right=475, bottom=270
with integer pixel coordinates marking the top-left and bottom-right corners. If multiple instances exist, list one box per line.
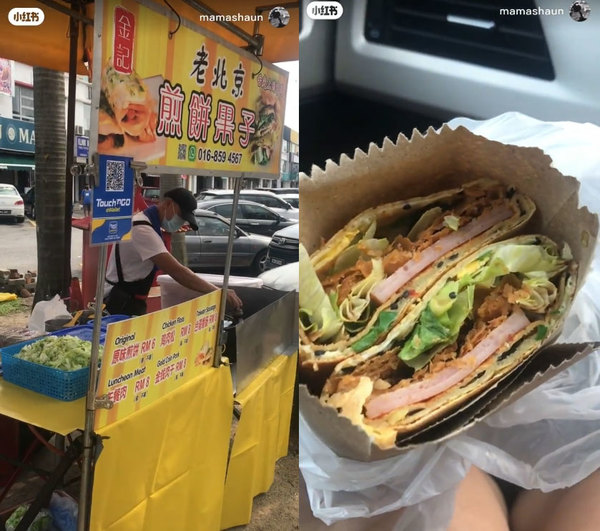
left=299, top=180, right=535, bottom=392
left=320, top=235, right=577, bottom=449
left=102, top=62, right=156, bottom=143
left=98, top=90, right=125, bottom=151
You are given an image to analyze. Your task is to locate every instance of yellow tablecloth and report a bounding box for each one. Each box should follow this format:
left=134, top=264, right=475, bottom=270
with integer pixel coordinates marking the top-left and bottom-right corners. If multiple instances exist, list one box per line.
left=90, top=365, right=234, bottom=531
left=0, top=378, right=84, bottom=435
left=220, top=353, right=297, bottom=530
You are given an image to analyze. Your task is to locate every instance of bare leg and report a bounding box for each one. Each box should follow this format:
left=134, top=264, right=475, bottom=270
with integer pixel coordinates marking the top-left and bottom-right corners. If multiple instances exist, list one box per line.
left=448, top=466, right=510, bottom=531
left=511, top=469, right=600, bottom=531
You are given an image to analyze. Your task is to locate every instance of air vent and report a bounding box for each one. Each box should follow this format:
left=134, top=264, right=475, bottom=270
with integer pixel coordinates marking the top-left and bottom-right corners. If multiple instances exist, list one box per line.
left=365, top=0, right=555, bottom=80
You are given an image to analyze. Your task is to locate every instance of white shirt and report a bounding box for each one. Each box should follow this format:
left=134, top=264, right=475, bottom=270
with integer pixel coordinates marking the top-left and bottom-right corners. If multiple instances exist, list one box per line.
left=104, top=211, right=167, bottom=294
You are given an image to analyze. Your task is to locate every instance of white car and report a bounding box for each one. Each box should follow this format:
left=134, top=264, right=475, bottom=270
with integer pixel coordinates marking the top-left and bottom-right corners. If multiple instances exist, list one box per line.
left=0, top=184, right=25, bottom=223
left=279, top=193, right=299, bottom=209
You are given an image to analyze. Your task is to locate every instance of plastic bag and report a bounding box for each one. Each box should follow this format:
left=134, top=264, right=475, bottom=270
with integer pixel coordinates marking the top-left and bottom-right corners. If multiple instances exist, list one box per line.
left=49, top=491, right=78, bottom=531
left=28, top=294, right=71, bottom=333
left=301, top=113, right=600, bottom=528
left=5, top=505, right=52, bottom=531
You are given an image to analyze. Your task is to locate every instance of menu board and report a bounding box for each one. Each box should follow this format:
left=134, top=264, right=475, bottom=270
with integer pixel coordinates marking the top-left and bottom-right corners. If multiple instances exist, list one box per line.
left=94, top=290, right=221, bottom=430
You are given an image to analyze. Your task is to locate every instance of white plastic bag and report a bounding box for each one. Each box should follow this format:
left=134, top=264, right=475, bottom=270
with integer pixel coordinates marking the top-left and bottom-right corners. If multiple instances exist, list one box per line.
left=28, top=294, right=71, bottom=333
left=301, top=113, right=600, bottom=528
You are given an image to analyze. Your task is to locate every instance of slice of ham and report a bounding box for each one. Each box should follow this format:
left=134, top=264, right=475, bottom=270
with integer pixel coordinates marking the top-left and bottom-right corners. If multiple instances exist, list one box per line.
left=370, top=205, right=514, bottom=305
left=364, top=309, right=531, bottom=419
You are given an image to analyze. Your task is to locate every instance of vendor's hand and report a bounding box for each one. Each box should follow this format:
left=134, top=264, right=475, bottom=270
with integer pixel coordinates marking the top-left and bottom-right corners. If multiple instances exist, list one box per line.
left=226, top=289, right=243, bottom=315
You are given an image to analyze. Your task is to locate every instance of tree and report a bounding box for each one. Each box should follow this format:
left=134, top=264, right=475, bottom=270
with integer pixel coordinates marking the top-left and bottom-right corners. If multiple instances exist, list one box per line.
left=33, top=67, right=70, bottom=305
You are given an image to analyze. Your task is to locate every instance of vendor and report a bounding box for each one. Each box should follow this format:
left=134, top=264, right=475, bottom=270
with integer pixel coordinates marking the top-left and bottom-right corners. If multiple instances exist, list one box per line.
left=104, top=187, right=243, bottom=316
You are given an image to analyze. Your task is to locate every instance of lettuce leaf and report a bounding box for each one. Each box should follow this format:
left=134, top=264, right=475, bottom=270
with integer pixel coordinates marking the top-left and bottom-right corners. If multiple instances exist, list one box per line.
left=351, top=311, right=397, bottom=352
left=340, top=259, right=384, bottom=326
left=399, top=284, right=474, bottom=368
left=300, top=244, right=344, bottom=343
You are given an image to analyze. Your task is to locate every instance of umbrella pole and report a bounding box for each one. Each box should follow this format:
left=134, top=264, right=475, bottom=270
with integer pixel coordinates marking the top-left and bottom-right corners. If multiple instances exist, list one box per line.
left=77, top=244, right=108, bottom=530
left=214, top=176, right=243, bottom=367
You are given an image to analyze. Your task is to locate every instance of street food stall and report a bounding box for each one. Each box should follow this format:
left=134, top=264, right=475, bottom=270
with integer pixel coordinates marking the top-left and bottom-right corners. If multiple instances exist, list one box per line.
left=0, top=1, right=298, bottom=529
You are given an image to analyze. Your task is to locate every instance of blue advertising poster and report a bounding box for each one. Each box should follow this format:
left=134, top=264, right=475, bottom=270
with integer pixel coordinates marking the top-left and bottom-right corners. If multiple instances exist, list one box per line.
left=91, top=154, right=134, bottom=245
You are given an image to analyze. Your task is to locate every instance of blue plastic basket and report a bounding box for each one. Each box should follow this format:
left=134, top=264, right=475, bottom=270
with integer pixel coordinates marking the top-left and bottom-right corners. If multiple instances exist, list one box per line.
left=0, top=316, right=129, bottom=402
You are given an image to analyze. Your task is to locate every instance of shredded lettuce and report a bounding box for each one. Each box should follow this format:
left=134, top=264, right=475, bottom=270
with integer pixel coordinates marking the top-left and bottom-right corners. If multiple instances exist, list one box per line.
left=407, top=207, right=443, bottom=241
left=351, top=311, right=397, bottom=352
left=16, top=335, right=101, bottom=371
left=443, top=215, right=460, bottom=231
left=340, top=259, right=384, bottom=327
left=300, top=244, right=344, bottom=343
left=400, top=284, right=474, bottom=369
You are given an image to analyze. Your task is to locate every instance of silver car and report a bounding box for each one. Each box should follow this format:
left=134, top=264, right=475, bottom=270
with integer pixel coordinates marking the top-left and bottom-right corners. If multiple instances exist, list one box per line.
left=185, top=209, right=271, bottom=275
left=0, top=184, right=25, bottom=223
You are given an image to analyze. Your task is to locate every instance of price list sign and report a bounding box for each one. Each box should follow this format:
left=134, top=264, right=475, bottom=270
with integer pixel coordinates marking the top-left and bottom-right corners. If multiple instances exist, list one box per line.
left=94, top=290, right=221, bottom=430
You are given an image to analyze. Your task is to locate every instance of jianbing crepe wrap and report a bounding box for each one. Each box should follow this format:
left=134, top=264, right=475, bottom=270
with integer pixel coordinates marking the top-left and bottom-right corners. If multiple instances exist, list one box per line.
left=300, top=179, right=535, bottom=392
left=320, top=235, right=576, bottom=449
left=101, top=62, right=157, bottom=143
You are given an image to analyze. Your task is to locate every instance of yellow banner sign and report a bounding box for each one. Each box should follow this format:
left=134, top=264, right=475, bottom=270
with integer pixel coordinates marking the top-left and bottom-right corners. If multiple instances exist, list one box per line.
left=95, top=0, right=288, bottom=177
left=94, top=290, right=221, bottom=430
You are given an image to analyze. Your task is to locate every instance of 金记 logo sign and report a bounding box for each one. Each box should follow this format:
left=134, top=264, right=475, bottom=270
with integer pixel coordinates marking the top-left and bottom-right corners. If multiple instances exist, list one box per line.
left=9, top=7, right=45, bottom=26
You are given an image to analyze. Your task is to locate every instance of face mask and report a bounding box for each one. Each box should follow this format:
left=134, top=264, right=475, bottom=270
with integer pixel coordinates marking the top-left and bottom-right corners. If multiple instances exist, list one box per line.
left=161, top=203, right=185, bottom=232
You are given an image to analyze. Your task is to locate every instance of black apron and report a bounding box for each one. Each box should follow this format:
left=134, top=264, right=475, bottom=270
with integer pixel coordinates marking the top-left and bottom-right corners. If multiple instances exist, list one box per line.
left=104, top=219, right=160, bottom=316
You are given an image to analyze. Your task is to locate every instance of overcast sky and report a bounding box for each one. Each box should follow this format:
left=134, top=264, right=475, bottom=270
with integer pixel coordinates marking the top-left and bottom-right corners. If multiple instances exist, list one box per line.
left=275, top=60, right=299, bottom=133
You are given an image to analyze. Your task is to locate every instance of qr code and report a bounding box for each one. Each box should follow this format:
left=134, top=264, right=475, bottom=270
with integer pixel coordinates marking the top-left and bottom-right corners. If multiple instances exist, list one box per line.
left=106, top=160, right=125, bottom=191
left=177, top=144, right=187, bottom=160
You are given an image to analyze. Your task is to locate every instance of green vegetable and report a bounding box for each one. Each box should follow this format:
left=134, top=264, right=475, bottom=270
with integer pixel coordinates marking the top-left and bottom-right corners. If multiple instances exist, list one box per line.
left=535, top=324, right=549, bottom=340
left=400, top=284, right=474, bottom=369
left=5, top=504, right=52, bottom=531
left=340, top=259, right=385, bottom=327
left=351, top=311, right=397, bottom=352
left=407, top=207, right=443, bottom=241
left=299, top=244, right=344, bottom=343
left=443, top=215, right=460, bottom=231
left=16, top=336, right=101, bottom=371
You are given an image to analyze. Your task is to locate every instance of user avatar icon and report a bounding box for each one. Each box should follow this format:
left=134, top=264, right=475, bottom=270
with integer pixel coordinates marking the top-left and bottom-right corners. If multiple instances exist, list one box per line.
left=268, top=7, right=290, bottom=28
left=569, top=0, right=591, bottom=21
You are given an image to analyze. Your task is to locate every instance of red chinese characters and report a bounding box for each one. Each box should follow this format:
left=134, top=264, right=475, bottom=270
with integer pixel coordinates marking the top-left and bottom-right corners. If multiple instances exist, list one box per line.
left=157, top=81, right=185, bottom=139
left=113, top=7, right=135, bottom=74
left=160, top=329, right=176, bottom=348
left=213, top=100, right=235, bottom=146
left=188, top=91, right=212, bottom=143
left=238, top=109, right=256, bottom=148
left=108, top=385, right=128, bottom=403
left=110, top=343, right=141, bottom=365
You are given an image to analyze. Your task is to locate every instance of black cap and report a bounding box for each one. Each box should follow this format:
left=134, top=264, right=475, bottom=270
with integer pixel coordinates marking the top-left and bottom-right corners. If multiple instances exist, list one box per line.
left=164, top=188, right=198, bottom=230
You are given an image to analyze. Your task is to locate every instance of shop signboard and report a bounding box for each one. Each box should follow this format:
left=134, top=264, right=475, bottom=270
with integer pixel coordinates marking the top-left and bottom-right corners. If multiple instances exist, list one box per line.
left=90, top=154, right=134, bottom=244
left=93, top=0, right=288, bottom=178
left=94, top=290, right=221, bottom=430
left=0, top=117, right=35, bottom=153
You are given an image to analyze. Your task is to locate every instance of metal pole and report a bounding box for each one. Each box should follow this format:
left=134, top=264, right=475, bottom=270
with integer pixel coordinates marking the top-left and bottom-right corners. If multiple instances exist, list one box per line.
left=64, top=1, right=78, bottom=299
left=181, top=0, right=262, bottom=51
left=77, top=244, right=107, bottom=531
left=213, top=176, right=243, bottom=367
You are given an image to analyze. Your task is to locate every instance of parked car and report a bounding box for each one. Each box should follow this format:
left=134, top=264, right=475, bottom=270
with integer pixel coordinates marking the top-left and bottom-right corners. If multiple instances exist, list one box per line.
left=186, top=209, right=271, bottom=275
left=259, top=261, right=299, bottom=292
left=195, top=189, right=298, bottom=220
left=258, top=187, right=299, bottom=195
left=196, top=199, right=297, bottom=237
left=1, top=184, right=25, bottom=223
left=265, top=223, right=299, bottom=270
left=22, top=186, right=35, bottom=219
left=279, top=193, right=298, bottom=208
left=141, top=186, right=160, bottom=205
